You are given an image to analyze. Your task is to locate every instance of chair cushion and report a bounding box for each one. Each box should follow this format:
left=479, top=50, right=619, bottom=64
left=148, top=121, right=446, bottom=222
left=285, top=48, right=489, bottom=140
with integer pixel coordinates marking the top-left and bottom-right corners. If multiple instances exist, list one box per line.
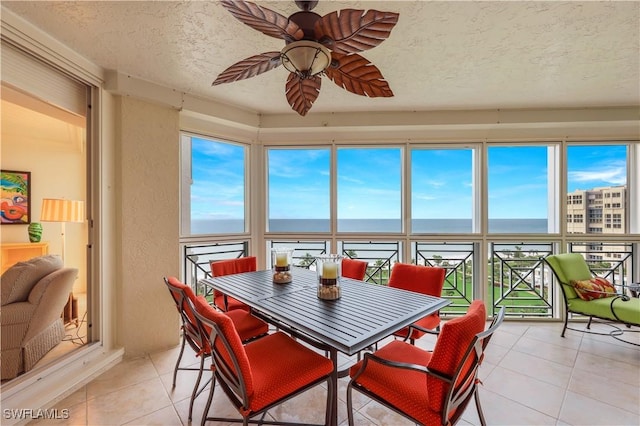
left=427, top=300, right=486, bottom=413
left=245, top=331, right=333, bottom=414
left=570, top=277, right=616, bottom=301
left=226, top=309, right=269, bottom=342
left=546, top=253, right=593, bottom=300
left=388, top=263, right=445, bottom=339
left=568, top=296, right=640, bottom=326
left=213, top=294, right=250, bottom=312
left=1, top=255, right=63, bottom=306
left=348, top=340, right=440, bottom=424
left=342, top=258, right=368, bottom=281
left=193, top=295, right=254, bottom=394
left=210, top=257, right=256, bottom=311
left=388, top=263, right=445, bottom=296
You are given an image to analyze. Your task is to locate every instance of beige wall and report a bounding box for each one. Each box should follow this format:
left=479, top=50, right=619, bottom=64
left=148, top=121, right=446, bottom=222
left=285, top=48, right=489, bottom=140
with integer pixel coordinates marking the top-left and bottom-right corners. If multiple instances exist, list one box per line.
left=1, top=98, right=88, bottom=293
left=114, top=96, right=181, bottom=355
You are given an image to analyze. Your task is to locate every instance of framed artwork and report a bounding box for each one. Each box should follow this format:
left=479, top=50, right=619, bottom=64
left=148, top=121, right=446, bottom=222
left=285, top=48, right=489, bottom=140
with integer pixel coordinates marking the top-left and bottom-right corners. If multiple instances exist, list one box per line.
left=1, top=170, right=31, bottom=224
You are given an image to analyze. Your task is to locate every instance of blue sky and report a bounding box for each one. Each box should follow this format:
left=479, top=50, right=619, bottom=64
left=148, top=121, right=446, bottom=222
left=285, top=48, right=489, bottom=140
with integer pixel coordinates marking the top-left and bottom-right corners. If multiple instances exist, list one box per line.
left=190, top=139, right=627, bottom=221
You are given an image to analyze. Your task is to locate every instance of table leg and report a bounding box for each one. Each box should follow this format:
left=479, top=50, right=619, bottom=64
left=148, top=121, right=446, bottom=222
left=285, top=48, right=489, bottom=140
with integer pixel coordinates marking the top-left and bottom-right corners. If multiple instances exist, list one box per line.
left=329, top=347, right=339, bottom=426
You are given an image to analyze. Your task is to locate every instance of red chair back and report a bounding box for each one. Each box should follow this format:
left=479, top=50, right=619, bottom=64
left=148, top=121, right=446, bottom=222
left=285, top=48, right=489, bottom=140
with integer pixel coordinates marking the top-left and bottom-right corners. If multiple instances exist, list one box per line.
left=193, top=296, right=255, bottom=402
left=209, top=257, right=257, bottom=311
left=427, top=301, right=503, bottom=424
left=388, top=262, right=445, bottom=296
left=164, top=277, right=209, bottom=356
left=342, top=258, right=368, bottom=281
left=210, top=256, right=257, bottom=277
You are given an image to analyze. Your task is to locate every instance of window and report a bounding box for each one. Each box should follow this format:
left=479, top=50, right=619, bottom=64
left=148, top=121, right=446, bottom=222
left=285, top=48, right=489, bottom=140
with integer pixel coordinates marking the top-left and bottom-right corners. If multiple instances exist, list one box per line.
left=267, top=148, right=330, bottom=232
left=488, top=145, right=551, bottom=233
left=567, top=144, right=627, bottom=235
left=337, top=147, right=402, bottom=233
left=182, top=134, right=247, bottom=235
left=411, top=148, right=474, bottom=233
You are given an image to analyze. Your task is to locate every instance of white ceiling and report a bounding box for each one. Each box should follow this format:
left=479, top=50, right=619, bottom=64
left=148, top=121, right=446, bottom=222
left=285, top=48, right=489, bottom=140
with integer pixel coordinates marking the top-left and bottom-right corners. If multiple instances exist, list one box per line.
left=3, top=1, right=639, bottom=116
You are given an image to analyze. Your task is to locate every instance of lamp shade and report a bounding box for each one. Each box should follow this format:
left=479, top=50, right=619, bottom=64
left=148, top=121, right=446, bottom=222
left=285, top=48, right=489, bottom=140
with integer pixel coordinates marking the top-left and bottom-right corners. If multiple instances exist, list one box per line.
left=281, top=40, right=331, bottom=77
left=40, top=198, right=84, bottom=223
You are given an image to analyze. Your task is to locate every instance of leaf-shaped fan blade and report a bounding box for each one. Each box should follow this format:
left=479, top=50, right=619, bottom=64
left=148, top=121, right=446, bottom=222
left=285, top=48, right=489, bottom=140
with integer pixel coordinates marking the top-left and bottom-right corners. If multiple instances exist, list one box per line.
left=285, top=73, right=321, bottom=116
left=325, top=53, right=393, bottom=97
left=213, top=52, right=282, bottom=85
left=220, top=0, right=303, bottom=42
left=315, top=9, right=399, bottom=54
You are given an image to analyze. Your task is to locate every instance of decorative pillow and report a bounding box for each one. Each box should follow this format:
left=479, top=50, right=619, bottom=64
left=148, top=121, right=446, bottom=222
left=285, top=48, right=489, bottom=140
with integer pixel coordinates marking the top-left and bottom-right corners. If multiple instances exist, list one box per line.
left=570, top=277, right=616, bottom=301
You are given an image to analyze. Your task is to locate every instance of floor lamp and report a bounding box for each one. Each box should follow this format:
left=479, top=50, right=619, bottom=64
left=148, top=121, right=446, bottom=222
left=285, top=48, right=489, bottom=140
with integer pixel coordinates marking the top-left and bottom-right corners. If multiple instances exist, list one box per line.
left=40, top=198, right=85, bottom=326
left=40, top=198, right=85, bottom=264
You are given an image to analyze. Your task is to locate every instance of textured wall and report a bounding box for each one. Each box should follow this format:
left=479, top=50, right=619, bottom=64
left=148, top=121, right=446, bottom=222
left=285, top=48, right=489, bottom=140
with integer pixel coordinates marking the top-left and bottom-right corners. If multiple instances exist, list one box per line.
left=116, top=96, right=180, bottom=355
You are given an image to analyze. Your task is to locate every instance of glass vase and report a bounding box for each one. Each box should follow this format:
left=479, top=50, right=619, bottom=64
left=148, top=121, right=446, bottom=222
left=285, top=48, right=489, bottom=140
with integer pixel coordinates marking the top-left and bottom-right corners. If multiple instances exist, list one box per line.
left=271, top=247, right=293, bottom=284
left=316, top=254, right=342, bottom=300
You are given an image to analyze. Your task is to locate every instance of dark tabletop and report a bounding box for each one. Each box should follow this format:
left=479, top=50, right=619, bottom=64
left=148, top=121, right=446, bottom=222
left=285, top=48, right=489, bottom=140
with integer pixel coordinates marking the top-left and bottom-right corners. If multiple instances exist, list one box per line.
left=200, top=267, right=450, bottom=355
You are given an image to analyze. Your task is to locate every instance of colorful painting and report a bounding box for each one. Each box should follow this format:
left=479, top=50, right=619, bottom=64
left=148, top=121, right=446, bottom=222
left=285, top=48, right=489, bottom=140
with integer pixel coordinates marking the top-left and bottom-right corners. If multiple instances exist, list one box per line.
left=1, top=170, right=31, bottom=224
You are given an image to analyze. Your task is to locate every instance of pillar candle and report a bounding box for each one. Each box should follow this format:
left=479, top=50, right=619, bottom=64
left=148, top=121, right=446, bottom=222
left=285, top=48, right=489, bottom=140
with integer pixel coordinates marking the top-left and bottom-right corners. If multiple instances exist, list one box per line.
left=322, top=262, right=338, bottom=279
left=275, top=253, right=288, bottom=267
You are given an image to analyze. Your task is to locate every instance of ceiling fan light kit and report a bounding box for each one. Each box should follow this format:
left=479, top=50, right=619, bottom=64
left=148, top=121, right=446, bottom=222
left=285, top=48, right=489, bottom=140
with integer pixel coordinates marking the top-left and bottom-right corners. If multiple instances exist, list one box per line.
left=213, top=0, right=399, bottom=116
left=281, top=40, right=331, bottom=78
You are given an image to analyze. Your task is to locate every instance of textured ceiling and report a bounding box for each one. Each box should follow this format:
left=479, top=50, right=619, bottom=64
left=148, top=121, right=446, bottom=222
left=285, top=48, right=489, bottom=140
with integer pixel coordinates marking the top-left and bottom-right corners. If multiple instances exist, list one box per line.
left=3, top=1, right=639, bottom=115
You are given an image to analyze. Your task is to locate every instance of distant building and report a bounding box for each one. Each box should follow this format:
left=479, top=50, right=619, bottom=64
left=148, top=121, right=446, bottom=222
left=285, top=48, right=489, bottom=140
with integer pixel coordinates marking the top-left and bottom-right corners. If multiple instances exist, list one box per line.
left=567, top=185, right=627, bottom=261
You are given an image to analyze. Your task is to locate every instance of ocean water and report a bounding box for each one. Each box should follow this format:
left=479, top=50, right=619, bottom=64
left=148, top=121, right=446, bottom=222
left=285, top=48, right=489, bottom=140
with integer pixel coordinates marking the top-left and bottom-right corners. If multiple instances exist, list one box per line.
left=191, top=218, right=549, bottom=235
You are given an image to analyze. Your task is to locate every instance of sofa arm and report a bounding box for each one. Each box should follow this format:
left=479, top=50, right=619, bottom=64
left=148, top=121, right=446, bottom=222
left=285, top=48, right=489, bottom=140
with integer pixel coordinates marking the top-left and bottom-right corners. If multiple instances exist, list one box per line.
left=1, top=255, right=63, bottom=306
left=23, top=268, right=77, bottom=344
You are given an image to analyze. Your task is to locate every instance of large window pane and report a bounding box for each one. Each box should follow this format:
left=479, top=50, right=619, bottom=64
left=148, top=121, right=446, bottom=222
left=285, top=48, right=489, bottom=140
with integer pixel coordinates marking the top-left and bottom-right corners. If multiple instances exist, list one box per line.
left=267, top=148, right=330, bottom=232
left=337, top=147, right=402, bottom=232
left=488, top=146, right=549, bottom=233
left=188, top=136, right=246, bottom=234
left=411, top=148, right=473, bottom=233
left=567, top=144, right=627, bottom=235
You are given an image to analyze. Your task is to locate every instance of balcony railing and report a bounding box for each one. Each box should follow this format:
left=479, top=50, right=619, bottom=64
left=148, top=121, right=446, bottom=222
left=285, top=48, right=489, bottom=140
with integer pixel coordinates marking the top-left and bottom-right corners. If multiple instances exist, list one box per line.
left=180, top=239, right=636, bottom=321
left=490, top=243, right=555, bottom=318
left=183, top=241, right=249, bottom=295
left=413, top=242, right=475, bottom=314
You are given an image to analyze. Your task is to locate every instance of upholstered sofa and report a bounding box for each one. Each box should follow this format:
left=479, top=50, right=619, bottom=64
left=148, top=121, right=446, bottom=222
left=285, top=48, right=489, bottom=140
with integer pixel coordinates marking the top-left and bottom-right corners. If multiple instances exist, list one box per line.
left=1, top=255, right=77, bottom=380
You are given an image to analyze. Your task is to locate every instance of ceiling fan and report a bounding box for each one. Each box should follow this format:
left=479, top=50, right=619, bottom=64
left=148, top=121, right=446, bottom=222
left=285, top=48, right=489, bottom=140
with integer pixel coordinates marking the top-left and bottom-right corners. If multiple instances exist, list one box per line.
left=213, top=0, right=399, bottom=116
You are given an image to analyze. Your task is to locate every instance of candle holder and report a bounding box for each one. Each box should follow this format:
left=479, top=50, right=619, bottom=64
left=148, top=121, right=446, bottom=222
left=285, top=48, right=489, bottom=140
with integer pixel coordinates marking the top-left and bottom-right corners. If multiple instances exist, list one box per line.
left=316, top=254, right=342, bottom=300
left=271, top=247, right=293, bottom=284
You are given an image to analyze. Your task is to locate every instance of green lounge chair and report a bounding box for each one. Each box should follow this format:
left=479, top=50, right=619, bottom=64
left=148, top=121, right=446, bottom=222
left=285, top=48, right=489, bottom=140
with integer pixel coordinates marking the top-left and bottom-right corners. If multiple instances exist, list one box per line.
left=545, top=253, right=640, bottom=345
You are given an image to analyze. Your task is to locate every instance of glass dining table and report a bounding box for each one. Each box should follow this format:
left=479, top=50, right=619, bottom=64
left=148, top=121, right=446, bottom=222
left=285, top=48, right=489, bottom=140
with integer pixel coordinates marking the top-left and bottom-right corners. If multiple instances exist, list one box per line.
left=200, top=267, right=450, bottom=426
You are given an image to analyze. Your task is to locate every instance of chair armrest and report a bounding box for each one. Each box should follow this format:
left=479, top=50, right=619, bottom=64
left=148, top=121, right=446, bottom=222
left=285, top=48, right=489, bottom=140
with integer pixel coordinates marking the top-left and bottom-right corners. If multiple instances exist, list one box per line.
left=352, top=351, right=452, bottom=385
left=358, top=352, right=430, bottom=374
left=407, top=324, right=440, bottom=336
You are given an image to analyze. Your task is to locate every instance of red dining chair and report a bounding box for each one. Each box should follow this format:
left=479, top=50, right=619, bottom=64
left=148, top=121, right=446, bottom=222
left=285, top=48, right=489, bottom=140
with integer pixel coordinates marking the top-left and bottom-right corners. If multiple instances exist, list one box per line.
left=163, top=277, right=268, bottom=420
left=342, top=258, right=368, bottom=281
left=388, top=262, right=446, bottom=344
left=347, top=301, right=505, bottom=426
left=209, top=256, right=257, bottom=312
left=192, top=295, right=334, bottom=426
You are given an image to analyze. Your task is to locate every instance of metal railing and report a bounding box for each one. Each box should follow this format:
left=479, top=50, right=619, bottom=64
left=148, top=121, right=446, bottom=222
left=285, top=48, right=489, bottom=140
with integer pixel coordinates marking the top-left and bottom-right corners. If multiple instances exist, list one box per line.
left=179, top=239, right=636, bottom=321
left=569, top=241, right=635, bottom=293
left=339, top=240, right=401, bottom=285
left=183, top=241, right=249, bottom=295
left=490, top=243, right=555, bottom=318
left=413, top=242, right=475, bottom=314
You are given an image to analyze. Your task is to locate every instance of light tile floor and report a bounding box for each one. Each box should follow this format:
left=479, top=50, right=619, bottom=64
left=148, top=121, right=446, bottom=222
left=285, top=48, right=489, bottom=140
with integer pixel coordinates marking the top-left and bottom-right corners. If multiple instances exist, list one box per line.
left=30, top=321, right=639, bottom=426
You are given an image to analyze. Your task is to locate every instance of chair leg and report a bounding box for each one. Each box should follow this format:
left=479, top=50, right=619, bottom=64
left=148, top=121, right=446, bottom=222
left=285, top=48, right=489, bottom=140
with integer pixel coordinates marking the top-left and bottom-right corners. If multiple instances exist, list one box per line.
left=586, top=316, right=593, bottom=330
left=200, top=373, right=217, bottom=426
left=325, top=376, right=333, bottom=426
left=189, top=355, right=205, bottom=420
left=561, top=315, right=568, bottom=337
left=474, top=388, right=487, bottom=426
left=346, top=380, right=355, bottom=426
left=172, top=333, right=187, bottom=387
